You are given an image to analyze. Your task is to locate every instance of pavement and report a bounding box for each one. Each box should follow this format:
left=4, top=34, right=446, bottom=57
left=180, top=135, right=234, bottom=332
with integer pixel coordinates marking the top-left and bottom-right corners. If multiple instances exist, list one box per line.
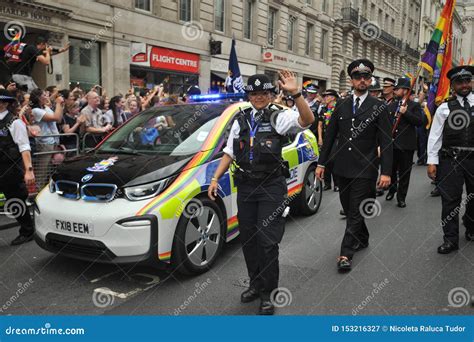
left=0, top=164, right=473, bottom=316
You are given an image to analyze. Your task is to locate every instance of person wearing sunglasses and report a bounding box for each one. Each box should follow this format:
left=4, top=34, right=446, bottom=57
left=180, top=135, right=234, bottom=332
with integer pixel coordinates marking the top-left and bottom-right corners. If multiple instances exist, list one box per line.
left=316, top=59, right=393, bottom=271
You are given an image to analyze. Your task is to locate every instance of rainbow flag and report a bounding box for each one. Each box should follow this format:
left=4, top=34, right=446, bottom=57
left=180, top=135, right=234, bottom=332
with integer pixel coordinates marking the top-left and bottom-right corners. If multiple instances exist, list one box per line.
left=420, top=0, right=456, bottom=128
left=3, top=31, right=21, bottom=55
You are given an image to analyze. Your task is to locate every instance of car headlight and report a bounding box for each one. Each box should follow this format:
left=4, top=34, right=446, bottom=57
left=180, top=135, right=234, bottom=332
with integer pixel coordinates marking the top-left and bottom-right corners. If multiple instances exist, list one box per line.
left=124, top=177, right=173, bottom=201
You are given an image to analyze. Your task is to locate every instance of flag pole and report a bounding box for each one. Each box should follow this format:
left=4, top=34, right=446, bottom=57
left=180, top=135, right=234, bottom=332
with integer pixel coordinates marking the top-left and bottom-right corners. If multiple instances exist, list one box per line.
left=391, top=64, right=423, bottom=136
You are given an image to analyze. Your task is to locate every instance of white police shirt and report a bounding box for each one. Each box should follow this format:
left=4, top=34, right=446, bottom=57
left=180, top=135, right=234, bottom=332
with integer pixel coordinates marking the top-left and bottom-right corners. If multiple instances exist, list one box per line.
left=223, top=105, right=308, bottom=159
left=427, top=92, right=474, bottom=165
left=0, top=110, right=31, bottom=153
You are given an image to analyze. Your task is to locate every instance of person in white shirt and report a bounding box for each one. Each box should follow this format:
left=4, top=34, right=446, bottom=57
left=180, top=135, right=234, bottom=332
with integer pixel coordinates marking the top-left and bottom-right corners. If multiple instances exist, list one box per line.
left=0, top=90, right=35, bottom=245
left=208, top=70, right=314, bottom=315
left=427, top=65, right=474, bottom=254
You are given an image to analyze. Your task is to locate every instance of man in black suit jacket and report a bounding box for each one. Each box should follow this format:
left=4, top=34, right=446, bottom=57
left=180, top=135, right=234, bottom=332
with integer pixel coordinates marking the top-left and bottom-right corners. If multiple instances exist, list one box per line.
left=316, top=59, right=393, bottom=271
left=386, top=78, right=423, bottom=207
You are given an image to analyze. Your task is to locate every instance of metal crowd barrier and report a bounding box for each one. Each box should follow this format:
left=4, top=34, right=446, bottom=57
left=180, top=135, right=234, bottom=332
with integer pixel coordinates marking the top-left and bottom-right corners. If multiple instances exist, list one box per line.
left=30, top=133, right=80, bottom=196
left=81, top=132, right=107, bottom=153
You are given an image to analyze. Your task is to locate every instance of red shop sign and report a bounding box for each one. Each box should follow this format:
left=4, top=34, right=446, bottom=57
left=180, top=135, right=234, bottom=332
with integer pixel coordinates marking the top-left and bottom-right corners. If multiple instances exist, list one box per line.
left=150, top=46, right=200, bottom=74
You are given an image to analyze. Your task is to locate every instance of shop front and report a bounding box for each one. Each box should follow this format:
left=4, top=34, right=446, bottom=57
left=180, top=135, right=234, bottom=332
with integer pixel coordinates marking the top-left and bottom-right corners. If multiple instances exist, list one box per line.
left=209, top=57, right=256, bottom=93
left=130, top=43, right=200, bottom=95
left=261, top=49, right=330, bottom=92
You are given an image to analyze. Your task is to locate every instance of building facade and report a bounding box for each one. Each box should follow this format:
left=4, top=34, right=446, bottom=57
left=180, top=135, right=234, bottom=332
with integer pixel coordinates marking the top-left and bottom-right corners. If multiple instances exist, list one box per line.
left=0, top=0, right=467, bottom=95
left=457, top=0, right=474, bottom=61
left=331, top=0, right=422, bottom=92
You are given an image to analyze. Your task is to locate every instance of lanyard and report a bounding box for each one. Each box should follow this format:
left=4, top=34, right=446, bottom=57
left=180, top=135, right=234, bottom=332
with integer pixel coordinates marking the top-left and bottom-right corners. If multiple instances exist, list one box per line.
left=248, top=112, right=260, bottom=163
left=393, top=101, right=401, bottom=125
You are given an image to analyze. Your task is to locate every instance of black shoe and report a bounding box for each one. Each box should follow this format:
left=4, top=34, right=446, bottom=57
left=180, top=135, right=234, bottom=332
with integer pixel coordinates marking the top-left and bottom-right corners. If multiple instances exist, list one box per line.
left=430, top=188, right=440, bottom=197
left=376, top=189, right=385, bottom=197
left=352, top=242, right=369, bottom=252
left=437, top=242, right=459, bottom=254
left=466, top=231, right=474, bottom=241
left=339, top=209, right=346, bottom=216
left=11, top=234, right=34, bottom=246
left=337, top=256, right=352, bottom=271
left=386, top=192, right=395, bottom=201
left=323, top=184, right=332, bottom=191
left=333, top=186, right=339, bottom=192
left=258, top=300, right=275, bottom=315
left=241, top=287, right=260, bottom=303
left=397, top=201, right=407, bottom=208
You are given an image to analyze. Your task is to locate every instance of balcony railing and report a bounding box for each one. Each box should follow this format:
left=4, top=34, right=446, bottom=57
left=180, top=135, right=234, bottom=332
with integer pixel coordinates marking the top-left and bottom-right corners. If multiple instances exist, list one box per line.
left=405, top=43, right=420, bottom=59
left=341, top=7, right=359, bottom=26
left=341, top=7, right=410, bottom=52
left=380, top=30, right=397, bottom=47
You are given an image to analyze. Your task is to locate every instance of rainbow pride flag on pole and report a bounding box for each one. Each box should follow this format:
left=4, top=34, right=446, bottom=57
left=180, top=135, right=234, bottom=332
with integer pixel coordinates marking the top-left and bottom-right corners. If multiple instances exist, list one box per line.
left=419, top=0, right=456, bottom=128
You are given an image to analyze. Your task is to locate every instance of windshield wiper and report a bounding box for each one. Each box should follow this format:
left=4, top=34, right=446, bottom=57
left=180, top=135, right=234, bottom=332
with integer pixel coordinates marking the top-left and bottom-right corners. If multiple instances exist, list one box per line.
left=97, top=147, right=146, bottom=156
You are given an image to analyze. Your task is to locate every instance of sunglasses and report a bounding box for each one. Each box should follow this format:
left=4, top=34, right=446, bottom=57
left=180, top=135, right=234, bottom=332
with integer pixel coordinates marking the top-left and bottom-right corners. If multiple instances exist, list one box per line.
left=352, top=74, right=372, bottom=81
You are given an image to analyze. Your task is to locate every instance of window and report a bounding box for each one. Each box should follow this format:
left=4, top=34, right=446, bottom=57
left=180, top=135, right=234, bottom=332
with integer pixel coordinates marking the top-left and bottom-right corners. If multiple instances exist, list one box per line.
left=267, top=8, right=277, bottom=46
left=243, top=0, right=253, bottom=39
left=215, top=0, right=225, bottom=32
left=135, top=0, right=151, bottom=12
left=305, top=23, right=314, bottom=56
left=320, top=28, right=328, bottom=60
left=353, top=37, right=359, bottom=57
left=287, top=15, right=296, bottom=51
left=180, top=0, right=192, bottom=22
left=322, top=0, right=328, bottom=12
left=69, top=38, right=101, bottom=91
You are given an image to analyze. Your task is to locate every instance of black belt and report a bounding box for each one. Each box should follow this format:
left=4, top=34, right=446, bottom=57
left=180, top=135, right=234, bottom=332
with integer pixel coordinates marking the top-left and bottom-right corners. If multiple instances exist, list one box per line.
left=440, top=148, right=474, bottom=160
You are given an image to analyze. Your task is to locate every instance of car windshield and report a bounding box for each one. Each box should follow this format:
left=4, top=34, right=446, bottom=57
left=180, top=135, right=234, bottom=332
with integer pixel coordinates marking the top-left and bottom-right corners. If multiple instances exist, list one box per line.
left=97, top=103, right=228, bottom=156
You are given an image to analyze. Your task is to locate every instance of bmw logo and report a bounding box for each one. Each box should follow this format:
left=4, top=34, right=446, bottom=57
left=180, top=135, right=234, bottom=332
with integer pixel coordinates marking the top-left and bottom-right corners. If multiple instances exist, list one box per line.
left=81, top=174, right=94, bottom=183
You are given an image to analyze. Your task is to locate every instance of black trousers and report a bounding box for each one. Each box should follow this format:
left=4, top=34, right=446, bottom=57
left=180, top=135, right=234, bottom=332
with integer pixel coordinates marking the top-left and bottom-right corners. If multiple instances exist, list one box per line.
left=236, top=176, right=286, bottom=299
left=437, top=156, right=474, bottom=246
left=0, top=169, right=34, bottom=236
left=388, top=149, right=415, bottom=202
left=338, top=176, right=377, bottom=259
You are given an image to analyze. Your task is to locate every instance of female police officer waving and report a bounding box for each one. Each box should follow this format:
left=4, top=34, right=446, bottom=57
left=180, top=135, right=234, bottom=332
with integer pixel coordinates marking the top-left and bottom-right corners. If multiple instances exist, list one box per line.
left=208, top=70, right=314, bottom=315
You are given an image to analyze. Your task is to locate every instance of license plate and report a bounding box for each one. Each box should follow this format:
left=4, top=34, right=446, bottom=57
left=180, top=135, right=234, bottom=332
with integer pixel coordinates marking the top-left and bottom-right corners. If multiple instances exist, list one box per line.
left=54, top=219, right=94, bottom=236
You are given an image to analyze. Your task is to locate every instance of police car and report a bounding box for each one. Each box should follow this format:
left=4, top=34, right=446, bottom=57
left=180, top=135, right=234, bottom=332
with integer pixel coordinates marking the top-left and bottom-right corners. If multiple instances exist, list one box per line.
left=34, top=94, right=322, bottom=274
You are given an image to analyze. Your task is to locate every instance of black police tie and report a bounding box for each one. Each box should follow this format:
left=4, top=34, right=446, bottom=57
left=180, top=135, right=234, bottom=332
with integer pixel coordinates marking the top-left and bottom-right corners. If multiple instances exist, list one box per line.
left=353, top=97, right=360, bottom=116
left=463, top=97, right=471, bottom=115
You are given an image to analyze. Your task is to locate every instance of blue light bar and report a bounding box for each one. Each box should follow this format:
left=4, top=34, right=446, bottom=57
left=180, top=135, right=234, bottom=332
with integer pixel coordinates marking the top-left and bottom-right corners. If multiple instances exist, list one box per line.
left=189, top=93, right=247, bottom=102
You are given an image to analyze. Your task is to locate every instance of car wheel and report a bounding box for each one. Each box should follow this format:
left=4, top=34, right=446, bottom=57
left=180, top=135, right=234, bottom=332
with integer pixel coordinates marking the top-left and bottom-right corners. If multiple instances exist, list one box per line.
left=173, top=197, right=225, bottom=275
left=297, top=165, right=322, bottom=216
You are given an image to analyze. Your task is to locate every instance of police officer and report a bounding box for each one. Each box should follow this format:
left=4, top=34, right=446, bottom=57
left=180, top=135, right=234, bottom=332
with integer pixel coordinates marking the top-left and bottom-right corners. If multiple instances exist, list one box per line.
left=382, top=77, right=396, bottom=104
left=368, top=77, right=383, bottom=99
left=305, top=82, right=321, bottom=140
left=0, top=89, right=35, bottom=245
left=427, top=65, right=474, bottom=254
left=386, top=78, right=423, bottom=207
left=316, top=59, right=393, bottom=271
left=318, top=89, right=340, bottom=191
left=208, top=70, right=314, bottom=314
